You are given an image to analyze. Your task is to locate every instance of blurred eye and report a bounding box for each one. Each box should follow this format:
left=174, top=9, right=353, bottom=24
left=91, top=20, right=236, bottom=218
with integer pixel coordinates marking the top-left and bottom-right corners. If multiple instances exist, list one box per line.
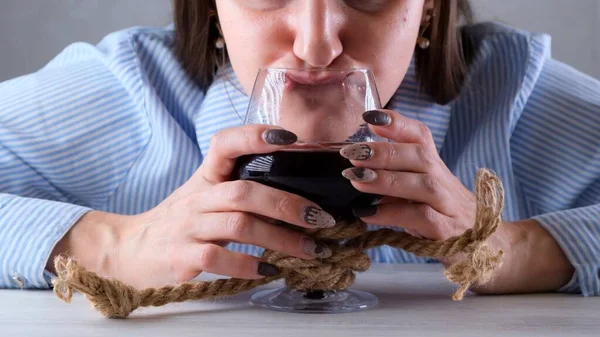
left=344, top=0, right=391, bottom=12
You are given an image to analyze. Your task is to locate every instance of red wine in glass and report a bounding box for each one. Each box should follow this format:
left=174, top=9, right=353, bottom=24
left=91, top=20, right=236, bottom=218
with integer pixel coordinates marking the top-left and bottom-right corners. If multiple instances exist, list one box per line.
left=233, top=144, right=380, bottom=221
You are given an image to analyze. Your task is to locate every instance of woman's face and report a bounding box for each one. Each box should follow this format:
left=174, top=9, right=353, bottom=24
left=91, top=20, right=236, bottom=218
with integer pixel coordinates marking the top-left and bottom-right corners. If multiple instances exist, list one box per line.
left=216, top=0, right=431, bottom=107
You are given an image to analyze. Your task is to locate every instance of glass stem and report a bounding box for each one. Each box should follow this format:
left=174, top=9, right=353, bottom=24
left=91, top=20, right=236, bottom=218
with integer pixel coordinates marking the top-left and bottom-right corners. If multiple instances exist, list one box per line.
left=303, top=290, right=327, bottom=300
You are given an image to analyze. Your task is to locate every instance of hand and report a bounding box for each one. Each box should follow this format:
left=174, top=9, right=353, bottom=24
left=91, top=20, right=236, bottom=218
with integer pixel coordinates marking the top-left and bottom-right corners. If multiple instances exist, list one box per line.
left=339, top=109, right=477, bottom=241
left=50, top=125, right=335, bottom=289
left=338, top=110, right=575, bottom=294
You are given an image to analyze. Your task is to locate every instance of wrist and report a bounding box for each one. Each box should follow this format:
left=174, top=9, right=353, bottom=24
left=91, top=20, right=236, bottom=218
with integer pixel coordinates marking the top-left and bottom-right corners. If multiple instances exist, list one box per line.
left=47, top=210, right=127, bottom=278
left=470, top=219, right=574, bottom=294
left=521, top=219, right=574, bottom=289
left=467, top=220, right=525, bottom=294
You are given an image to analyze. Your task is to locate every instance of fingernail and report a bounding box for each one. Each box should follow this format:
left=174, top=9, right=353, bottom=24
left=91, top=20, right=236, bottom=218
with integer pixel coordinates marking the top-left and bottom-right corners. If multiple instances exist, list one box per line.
left=363, top=110, right=391, bottom=126
left=342, top=167, right=377, bottom=182
left=303, top=206, right=336, bottom=228
left=340, top=143, right=373, bottom=160
left=353, top=206, right=378, bottom=218
left=302, top=237, right=332, bottom=258
left=262, top=129, right=298, bottom=145
left=257, top=262, right=280, bottom=277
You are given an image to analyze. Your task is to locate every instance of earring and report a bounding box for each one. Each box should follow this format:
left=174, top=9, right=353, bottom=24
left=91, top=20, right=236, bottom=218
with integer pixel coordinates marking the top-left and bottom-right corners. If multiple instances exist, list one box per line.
left=417, top=36, right=430, bottom=49
left=417, top=10, right=434, bottom=49
left=215, top=35, right=225, bottom=49
left=214, top=21, right=225, bottom=49
left=209, top=9, right=227, bottom=73
left=209, top=10, right=226, bottom=49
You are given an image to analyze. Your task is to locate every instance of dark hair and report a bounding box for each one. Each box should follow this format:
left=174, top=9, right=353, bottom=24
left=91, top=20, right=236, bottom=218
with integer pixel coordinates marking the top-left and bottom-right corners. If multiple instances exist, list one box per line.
left=174, top=0, right=474, bottom=105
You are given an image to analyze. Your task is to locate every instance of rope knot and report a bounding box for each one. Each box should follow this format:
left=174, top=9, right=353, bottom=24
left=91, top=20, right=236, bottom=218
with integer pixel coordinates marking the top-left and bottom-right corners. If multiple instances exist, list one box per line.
left=264, top=244, right=370, bottom=291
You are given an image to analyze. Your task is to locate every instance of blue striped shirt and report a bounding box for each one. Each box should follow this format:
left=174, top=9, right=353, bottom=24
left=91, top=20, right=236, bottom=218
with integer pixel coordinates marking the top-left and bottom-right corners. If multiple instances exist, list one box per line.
left=1, top=22, right=599, bottom=295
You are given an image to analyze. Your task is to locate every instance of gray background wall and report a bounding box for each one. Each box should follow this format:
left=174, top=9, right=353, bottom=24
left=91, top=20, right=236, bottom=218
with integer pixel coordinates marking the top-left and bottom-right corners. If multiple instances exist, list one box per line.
left=0, top=0, right=598, bottom=82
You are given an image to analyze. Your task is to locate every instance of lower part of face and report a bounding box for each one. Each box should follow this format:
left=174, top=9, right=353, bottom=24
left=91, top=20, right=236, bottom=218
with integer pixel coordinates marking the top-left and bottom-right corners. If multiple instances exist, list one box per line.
left=216, top=0, right=426, bottom=107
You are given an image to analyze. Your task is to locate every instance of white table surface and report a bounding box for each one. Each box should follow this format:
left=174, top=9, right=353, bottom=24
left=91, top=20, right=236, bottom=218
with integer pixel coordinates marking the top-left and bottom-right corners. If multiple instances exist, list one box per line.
left=1, top=264, right=598, bottom=337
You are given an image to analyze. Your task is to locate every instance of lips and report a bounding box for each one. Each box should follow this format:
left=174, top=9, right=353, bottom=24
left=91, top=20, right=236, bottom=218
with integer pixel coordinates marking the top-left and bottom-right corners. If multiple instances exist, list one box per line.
left=285, top=71, right=348, bottom=86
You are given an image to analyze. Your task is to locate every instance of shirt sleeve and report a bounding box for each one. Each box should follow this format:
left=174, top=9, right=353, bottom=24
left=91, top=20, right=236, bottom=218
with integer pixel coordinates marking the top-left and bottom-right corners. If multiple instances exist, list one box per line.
left=0, top=33, right=151, bottom=289
left=513, top=57, right=600, bottom=296
left=0, top=194, right=91, bottom=289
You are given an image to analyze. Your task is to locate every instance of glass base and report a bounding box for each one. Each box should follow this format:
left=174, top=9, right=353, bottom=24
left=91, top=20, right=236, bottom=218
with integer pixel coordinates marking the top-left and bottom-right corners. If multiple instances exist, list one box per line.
left=250, top=286, right=378, bottom=314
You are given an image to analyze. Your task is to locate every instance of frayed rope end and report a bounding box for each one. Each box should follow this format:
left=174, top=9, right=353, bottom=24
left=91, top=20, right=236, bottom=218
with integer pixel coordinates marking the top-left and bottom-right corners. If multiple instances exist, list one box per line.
left=51, top=255, right=77, bottom=303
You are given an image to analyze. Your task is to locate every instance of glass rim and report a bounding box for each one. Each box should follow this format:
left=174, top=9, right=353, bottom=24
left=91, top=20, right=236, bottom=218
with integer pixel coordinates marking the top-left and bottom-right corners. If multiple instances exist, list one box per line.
left=257, top=67, right=374, bottom=73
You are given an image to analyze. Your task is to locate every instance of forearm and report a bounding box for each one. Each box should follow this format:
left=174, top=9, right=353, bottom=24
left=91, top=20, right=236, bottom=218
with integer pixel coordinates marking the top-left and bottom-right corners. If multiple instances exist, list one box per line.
left=469, top=219, right=574, bottom=294
left=46, top=211, right=125, bottom=279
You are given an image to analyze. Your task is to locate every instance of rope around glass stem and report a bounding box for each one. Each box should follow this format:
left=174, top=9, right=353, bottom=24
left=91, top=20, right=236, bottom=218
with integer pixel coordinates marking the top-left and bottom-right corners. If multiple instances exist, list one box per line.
left=52, top=168, right=505, bottom=318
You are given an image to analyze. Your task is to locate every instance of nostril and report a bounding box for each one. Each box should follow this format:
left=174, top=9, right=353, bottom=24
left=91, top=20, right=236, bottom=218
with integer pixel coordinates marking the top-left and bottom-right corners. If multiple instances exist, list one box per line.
left=293, top=39, right=343, bottom=69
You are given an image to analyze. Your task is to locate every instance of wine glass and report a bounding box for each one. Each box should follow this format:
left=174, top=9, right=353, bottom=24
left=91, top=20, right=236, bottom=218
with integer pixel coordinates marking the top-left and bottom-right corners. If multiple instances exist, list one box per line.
left=233, top=68, right=386, bottom=313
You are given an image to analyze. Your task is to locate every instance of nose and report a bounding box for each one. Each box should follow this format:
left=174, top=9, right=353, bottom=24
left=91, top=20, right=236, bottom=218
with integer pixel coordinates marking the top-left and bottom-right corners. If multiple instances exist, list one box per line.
left=292, top=0, right=344, bottom=68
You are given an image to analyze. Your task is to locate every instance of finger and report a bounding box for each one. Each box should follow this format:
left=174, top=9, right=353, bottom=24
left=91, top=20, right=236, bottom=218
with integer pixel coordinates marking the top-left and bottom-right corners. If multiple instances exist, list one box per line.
left=404, top=228, right=424, bottom=238
left=362, top=110, right=436, bottom=150
left=199, top=125, right=298, bottom=184
left=352, top=201, right=455, bottom=240
left=185, top=243, right=280, bottom=279
left=342, top=168, right=452, bottom=215
left=189, top=212, right=332, bottom=260
left=340, top=142, right=440, bottom=173
left=192, top=180, right=336, bottom=229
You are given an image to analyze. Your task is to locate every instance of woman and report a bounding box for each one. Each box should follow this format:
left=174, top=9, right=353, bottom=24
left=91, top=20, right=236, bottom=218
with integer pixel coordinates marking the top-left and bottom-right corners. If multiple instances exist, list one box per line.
left=0, top=0, right=598, bottom=296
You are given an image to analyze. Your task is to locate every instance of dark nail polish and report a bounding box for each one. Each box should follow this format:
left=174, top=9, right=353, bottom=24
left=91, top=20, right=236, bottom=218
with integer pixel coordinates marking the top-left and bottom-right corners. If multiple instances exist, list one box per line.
left=340, top=143, right=373, bottom=160
left=342, top=167, right=377, bottom=182
left=303, top=206, right=336, bottom=228
left=353, top=206, right=378, bottom=218
left=302, top=237, right=332, bottom=258
left=263, top=129, right=298, bottom=145
left=318, top=243, right=332, bottom=258
left=315, top=243, right=327, bottom=255
left=363, top=110, right=391, bottom=126
left=257, top=262, right=280, bottom=277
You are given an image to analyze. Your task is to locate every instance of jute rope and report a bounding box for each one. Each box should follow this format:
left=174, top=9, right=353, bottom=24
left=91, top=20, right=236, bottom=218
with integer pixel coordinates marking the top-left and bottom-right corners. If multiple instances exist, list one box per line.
left=52, top=168, right=504, bottom=318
